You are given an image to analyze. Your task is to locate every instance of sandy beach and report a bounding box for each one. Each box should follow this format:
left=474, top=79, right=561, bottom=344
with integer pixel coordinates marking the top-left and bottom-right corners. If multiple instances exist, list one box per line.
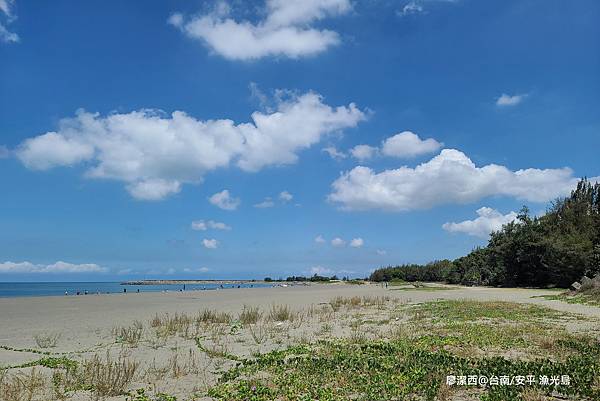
left=1, top=283, right=599, bottom=400
left=2, top=284, right=598, bottom=346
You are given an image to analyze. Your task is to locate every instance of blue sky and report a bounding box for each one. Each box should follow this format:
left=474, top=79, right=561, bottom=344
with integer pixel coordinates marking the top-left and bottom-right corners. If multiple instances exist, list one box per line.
left=1, top=0, right=599, bottom=281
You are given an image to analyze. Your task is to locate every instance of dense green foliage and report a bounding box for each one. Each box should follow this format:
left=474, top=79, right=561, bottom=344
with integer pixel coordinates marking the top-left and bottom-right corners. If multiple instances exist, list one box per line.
left=371, top=179, right=600, bottom=287
left=264, top=274, right=348, bottom=282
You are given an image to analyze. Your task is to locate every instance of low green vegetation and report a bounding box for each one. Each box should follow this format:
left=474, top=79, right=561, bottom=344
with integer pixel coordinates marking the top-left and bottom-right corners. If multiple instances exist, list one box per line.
left=127, top=388, right=177, bottom=401
left=264, top=274, right=363, bottom=282
left=410, top=300, right=568, bottom=322
left=538, top=292, right=600, bottom=307
left=10, top=356, right=78, bottom=370
left=207, top=299, right=599, bottom=401
left=2, top=299, right=597, bottom=400
left=390, top=283, right=458, bottom=291
left=209, top=339, right=599, bottom=401
left=371, top=179, right=600, bottom=288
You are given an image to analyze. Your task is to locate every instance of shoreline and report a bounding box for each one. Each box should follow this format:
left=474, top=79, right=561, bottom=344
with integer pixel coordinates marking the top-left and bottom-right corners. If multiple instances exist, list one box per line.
left=119, top=279, right=268, bottom=285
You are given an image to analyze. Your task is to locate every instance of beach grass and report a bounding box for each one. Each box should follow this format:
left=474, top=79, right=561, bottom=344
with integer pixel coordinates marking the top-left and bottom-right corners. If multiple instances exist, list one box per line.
left=536, top=292, right=600, bottom=307
left=207, top=299, right=600, bottom=401
left=2, top=292, right=599, bottom=400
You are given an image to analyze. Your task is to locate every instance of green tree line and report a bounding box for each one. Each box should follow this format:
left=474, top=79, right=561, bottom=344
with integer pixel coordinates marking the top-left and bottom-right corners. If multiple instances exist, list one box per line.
left=370, top=179, right=600, bottom=288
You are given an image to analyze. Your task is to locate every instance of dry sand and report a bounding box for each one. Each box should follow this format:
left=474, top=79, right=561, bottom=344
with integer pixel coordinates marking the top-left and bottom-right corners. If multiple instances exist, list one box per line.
left=2, top=283, right=598, bottom=347
left=1, top=283, right=598, bottom=400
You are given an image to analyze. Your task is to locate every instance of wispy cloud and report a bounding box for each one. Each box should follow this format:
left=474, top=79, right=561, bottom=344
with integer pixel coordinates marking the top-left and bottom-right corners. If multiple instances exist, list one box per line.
left=398, top=0, right=458, bottom=17
left=0, top=0, right=19, bottom=43
left=0, top=261, right=107, bottom=273
left=254, top=197, right=275, bottom=208
left=0, top=145, right=9, bottom=158
left=191, top=220, right=232, bottom=231
left=183, top=267, right=210, bottom=273
left=322, top=146, right=347, bottom=160
left=496, top=93, right=527, bottom=107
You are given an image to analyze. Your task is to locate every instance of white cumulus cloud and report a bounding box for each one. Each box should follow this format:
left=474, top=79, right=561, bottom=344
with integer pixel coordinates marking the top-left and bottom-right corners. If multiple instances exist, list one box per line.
left=209, top=190, right=240, bottom=210
left=279, top=190, right=293, bottom=202
left=127, top=179, right=181, bottom=201
left=349, top=237, right=364, bottom=248
left=443, top=207, right=519, bottom=238
left=381, top=131, right=442, bottom=158
left=202, top=239, right=219, bottom=249
left=496, top=93, right=526, bottom=107
left=329, top=149, right=588, bottom=211
left=17, top=92, right=364, bottom=200
left=0, top=261, right=107, bottom=274
left=350, top=144, right=377, bottom=161
left=349, top=131, right=441, bottom=162
left=169, top=0, right=352, bottom=60
left=331, top=237, right=346, bottom=247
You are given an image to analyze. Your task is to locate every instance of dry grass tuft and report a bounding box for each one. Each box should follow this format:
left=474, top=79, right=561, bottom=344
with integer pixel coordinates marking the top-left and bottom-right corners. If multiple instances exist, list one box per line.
left=82, top=351, right=139, bottom=397
left=197, top=309, right=232, bottom=325
left=248, top=322, right=269, bottom=344
left=238, top=305, right=262, bottom=325
left=330, top=295, right=390, bottom=311
left=269, top=304, right=294, bottom=322
left=33, top=332, right=61, bottom=348
left=0, top=368, right=46, bottom=401
left=112, top=320, right=143, bottom=346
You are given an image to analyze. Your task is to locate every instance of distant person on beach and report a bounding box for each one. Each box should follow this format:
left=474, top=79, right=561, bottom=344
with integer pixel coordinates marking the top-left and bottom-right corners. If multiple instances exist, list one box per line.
left=137, top=289, right=140, bottom=293
left=123, top=288, right=127, bottom=293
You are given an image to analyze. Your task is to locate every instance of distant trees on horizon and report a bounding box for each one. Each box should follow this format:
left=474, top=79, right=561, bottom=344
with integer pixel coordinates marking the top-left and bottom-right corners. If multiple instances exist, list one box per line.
left=264, top=274, right=348, bottom=283
left=370, top=179, right=600, bottom=288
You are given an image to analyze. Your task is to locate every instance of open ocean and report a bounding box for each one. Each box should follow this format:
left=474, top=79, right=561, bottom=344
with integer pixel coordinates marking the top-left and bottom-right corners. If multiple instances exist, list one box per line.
left=0, top=282, right=270, bottom=298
